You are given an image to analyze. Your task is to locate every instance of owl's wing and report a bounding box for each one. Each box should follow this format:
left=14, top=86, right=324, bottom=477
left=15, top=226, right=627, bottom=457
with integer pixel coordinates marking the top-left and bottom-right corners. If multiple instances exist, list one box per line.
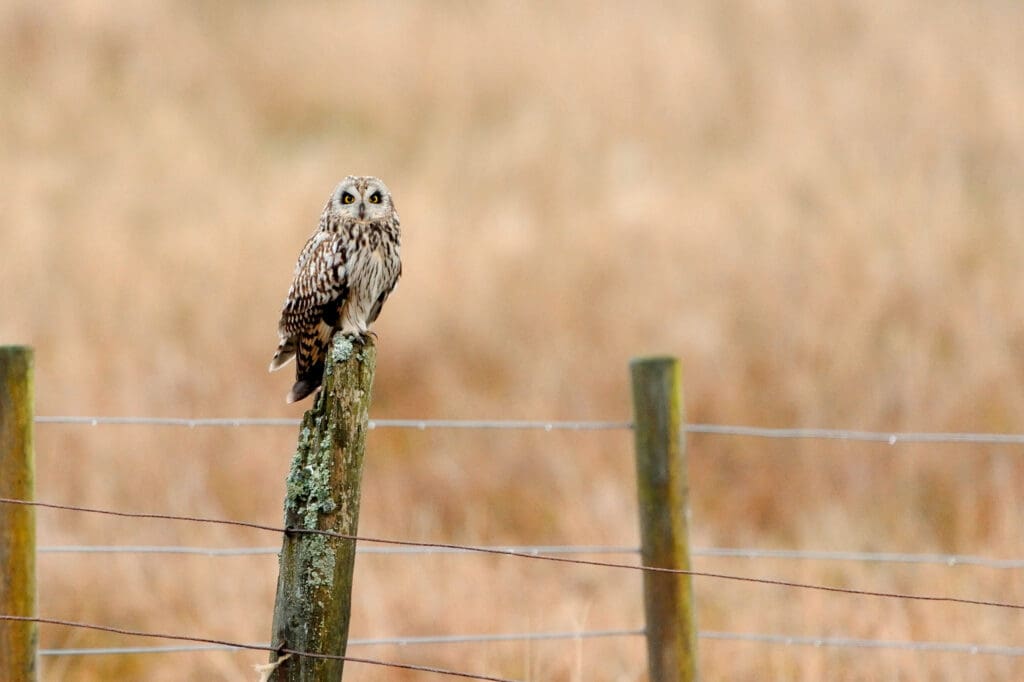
left=269, top=232, right=350, bottom=371
left=282, top=232, right=350, bottom=330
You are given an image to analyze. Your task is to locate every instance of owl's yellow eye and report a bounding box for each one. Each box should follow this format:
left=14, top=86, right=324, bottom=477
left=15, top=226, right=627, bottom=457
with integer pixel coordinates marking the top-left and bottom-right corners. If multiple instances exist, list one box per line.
left=341, top=192, right=356, bottom=204
left=368, top=192, right=382, bottom=204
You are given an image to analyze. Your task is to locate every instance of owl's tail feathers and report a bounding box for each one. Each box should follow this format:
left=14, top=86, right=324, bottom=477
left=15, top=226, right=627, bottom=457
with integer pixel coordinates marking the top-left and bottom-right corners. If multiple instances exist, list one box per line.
left=284, top=323, right=331, bottom=402
left=269, top=337, right=296, bottom=372
left=287, top=369, right=324, bottom=404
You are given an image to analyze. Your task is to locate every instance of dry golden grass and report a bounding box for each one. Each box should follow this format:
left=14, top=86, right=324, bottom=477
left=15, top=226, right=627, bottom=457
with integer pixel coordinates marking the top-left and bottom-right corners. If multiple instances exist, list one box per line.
left=3, top=1, right=1024, bottom=679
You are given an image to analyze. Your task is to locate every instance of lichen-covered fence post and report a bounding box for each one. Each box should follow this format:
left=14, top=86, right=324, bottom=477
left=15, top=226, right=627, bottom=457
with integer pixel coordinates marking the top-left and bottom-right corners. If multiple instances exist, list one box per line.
left=630, top=356, right=698, bottom=682
left=269, top=335, right=376, bottom=681
left=0, top=346, right=37, bottom=681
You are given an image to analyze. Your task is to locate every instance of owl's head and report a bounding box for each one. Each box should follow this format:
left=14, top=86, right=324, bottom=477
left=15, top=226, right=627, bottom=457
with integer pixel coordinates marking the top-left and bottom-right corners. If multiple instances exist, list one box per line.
left=328, top=175, right=395, bottom=224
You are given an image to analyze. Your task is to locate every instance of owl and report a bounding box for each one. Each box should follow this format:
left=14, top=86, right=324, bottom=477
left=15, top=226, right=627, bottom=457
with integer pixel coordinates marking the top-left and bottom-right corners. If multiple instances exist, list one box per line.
left=269, top=176, right=402, bottom=403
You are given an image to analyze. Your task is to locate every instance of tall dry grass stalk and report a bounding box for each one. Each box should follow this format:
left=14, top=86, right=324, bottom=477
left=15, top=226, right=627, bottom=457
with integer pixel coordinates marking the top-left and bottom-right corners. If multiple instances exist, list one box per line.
left=2, top=1, right=1023, bottom=679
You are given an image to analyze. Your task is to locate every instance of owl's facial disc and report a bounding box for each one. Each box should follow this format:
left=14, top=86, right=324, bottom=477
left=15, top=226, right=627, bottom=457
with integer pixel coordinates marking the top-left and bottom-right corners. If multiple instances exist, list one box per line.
left=330, top=176, right=393, bottom=223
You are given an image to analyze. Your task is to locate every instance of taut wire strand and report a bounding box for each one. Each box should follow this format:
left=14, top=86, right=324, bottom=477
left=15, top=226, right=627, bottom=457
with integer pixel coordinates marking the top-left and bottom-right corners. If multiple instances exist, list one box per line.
left=34, top=415, right=1024, bottom=444
left=36, top=544, right=1024, bottom=568
left=40, top=628, right=646, bottom=656
left=34, top=416, right=630, bottom=431
left=1, top=615, right=517, bottom=682
left=700, top=631, right=1024, bottom=657
left=36, top=629, right=1024, bottom=658
left=685, top=424, right=1024, bottom=444
left=37, top=544, right=640, bottom=557
left=5, top=497, right=1023, bottom=610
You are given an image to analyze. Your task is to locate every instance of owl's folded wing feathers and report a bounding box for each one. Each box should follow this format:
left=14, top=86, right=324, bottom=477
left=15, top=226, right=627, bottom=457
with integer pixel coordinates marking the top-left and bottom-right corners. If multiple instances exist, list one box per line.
left=269, top=232, right=350, bottom=371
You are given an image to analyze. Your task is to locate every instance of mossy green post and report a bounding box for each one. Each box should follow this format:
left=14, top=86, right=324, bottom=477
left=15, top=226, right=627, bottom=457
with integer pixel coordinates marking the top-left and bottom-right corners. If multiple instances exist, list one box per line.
left=630, top=356, right=697, bottom=682
left=1, top=347, right=36, bottom=682
left=269, top=335, right=376, bottom=681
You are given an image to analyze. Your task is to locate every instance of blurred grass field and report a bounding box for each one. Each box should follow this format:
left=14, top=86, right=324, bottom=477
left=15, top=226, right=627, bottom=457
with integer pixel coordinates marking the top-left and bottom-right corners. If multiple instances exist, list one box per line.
left=3, top=1, right=1024, bottom=680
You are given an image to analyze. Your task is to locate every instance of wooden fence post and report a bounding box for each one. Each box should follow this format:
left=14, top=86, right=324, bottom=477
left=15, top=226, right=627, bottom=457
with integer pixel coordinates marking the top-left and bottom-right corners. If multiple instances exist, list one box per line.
left=630, top=356, right=698, bottom=682
left=269, top=335, right=376, bottom=680
left=1, top=346, right=37, bottom=681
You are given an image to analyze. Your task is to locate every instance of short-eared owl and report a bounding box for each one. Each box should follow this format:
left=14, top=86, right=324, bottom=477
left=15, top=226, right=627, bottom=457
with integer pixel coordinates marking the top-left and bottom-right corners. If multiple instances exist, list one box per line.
left=270, top=176, right=402, bottom=403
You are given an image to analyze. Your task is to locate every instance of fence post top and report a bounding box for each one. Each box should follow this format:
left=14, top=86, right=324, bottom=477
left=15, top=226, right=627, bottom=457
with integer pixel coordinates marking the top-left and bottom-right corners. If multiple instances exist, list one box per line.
left=630, top=355, right=679, bottom=368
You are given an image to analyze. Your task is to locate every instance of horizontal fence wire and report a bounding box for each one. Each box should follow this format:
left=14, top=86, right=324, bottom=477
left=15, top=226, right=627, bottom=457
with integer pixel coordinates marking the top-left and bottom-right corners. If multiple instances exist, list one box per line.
left=34, top=415, right=1024, bottom=444
left=33, top=627, right=1024, bottom=659
left=22, top=416, right=1024, bottom=669
left=685, top=424, right=1024, bottom=445
left=699, top=632, right=1024, bottom=657
left=39, top=628, right=646, bottom=656
left=34, top=626, right=1024, bottom=659
left=695, top=547, right=1024, bottom=569
left=37, top=544, right=640, bottom=557
left=2, top=615, right=516, bottom=682
left=5, top=498, right=1023, bottom=611
left=35, top=416, right=302, bottom=427
left=35, top=544, right=1024, bottom=569
left=34, top=416, right=630, bottom=431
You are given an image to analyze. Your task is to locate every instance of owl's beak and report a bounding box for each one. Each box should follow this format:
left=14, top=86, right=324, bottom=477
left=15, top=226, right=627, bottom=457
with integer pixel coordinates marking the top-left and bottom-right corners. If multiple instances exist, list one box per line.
left=358, top=203, right=366, bottom=220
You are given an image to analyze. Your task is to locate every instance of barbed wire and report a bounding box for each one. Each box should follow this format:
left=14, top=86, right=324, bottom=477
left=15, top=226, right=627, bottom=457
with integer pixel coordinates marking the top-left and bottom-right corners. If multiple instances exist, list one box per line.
left=35, top=543, right=1024, bottom=569
left=20, top=416, right=1024, bottom=671
left=39, top=545, right=280, bottom=557
left=5, top=497, right=1023, bottom=610
left=39, top=628, right=646, bottom=656
left=35, top=416, right=302, bottom=427
left=36, top=629, right=1024, bottom=658
left=37, top=544, right=639, bottom=557
left=685, top=424, right=1024, bottom=445
left=33, top=416, right=629, bottom=431
left=34, top=415, right=1024, bottom=444
left=371, top=419, right=633, bottom=431
left=700, top=631, right=1024, bottom=657
left=0, top=615, right=517, bottom=682
left=695, top=547, right=1024, bottom=569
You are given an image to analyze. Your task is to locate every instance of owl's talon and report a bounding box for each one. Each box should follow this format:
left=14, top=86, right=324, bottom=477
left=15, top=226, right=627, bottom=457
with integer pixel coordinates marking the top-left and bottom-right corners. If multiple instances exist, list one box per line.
left=351, top=331, right=377, bottom=345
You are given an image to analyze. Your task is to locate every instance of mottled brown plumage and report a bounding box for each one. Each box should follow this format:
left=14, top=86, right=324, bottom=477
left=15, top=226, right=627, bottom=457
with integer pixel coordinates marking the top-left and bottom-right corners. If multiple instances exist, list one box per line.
left=270, top=176, right=401, bottom=403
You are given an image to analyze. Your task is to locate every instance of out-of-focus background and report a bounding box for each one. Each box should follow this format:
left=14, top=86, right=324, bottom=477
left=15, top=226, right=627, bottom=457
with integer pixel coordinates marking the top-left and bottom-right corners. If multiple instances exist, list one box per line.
left=3, top=1, right=1024, bottom=680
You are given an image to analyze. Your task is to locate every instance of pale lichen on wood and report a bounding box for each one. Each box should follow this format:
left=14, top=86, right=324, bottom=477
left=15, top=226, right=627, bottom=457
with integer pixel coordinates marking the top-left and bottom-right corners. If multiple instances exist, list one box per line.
left=269, top=333, right=376, bottom=681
